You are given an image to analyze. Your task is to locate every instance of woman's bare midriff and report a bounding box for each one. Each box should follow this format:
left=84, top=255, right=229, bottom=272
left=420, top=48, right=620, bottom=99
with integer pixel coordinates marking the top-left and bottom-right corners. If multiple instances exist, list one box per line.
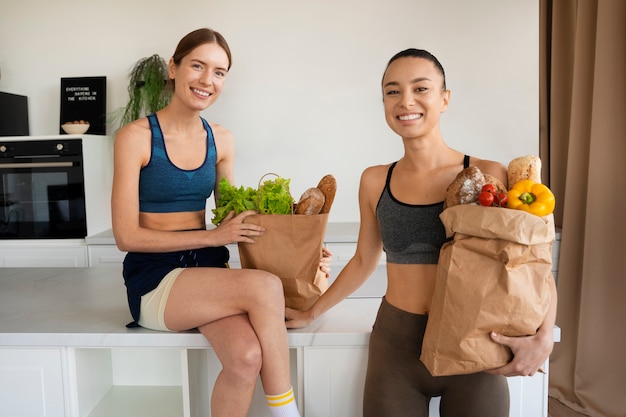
left=385, top=263, right=438, bottom=315
left=139, top=210, right=207, bottom=232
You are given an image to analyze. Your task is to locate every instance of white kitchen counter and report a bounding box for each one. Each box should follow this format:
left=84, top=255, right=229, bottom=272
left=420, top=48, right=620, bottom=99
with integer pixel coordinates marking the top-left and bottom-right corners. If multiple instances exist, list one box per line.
left=85, top=222, right=361, bottom=246
left=0, top=266, right=378, bottom=348
left=0, top=267, right=560, bottom=417
left=0, top=266, right=380, bottom=417
left=1, top=224, right=562, bottom=417
left=86, top=223, right=562, bottom=246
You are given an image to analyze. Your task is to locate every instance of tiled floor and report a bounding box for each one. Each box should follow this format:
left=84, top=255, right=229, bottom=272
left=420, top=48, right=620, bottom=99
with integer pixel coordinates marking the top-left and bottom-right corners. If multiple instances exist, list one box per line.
left=548, top=397, right=590, bottom=417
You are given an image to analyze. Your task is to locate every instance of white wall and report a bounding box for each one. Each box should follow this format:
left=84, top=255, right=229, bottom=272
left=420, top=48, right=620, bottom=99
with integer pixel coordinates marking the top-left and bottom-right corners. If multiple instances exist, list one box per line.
left=0, top=0, right=538, bottom=223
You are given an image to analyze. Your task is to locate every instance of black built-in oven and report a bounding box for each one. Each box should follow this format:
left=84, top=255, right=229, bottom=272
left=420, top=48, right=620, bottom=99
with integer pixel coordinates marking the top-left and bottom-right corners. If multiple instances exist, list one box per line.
left=0, top=139, right=87, bottom=239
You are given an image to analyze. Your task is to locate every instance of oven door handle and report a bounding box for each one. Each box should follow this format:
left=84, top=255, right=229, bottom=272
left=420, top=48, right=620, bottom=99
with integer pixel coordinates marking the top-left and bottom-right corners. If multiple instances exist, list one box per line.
left=0, top=161, right=74, bottom=168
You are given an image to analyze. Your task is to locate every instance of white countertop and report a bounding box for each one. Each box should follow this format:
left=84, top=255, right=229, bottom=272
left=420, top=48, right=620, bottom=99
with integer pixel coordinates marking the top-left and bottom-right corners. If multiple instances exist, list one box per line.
left=0, top=267, right=379, bottom=348
left=86, top=223, right=560, bottom=246
left=85, top=222, right=361, bottom=246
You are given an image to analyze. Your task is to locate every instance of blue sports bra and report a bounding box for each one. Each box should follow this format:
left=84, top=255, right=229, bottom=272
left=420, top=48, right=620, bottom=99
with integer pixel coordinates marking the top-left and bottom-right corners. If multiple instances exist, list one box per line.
left=376, top=156, right=470, bottom=264
left=139, top=113, right=217, bottom=213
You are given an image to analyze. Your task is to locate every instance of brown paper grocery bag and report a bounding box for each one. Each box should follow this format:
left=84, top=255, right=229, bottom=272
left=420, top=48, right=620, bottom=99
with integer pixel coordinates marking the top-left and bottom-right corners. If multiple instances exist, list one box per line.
left=420, top=205, right=554, bottom=376
left=238, top=212, right=329, bottom=310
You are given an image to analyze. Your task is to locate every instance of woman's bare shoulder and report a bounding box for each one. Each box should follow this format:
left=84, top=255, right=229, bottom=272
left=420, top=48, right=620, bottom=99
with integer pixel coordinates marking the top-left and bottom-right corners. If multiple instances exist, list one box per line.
left=360, top=163, right=392, bottom=197
left=362, top=163, right=392, bottom=182
left=208, top=122, right=234, bottom=163
left=208, top=122, right=233, bottom=141
left=114, top=117, right=151, bottom=142
left=471, top=157, right=508, bottom=186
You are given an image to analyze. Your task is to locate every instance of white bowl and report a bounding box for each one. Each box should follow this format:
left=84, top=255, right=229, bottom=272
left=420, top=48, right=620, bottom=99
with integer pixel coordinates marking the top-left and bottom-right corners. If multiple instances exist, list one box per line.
left=61, top=123, right=90, bottom=135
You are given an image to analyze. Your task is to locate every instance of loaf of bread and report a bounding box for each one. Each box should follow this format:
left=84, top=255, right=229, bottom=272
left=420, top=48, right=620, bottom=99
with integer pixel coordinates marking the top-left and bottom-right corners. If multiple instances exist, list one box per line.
left=316, top=174, right=337, bottom=214
left=295, top=187, right=325, bottom=215
left=444, top=166, right=485, bottom=209
left=508, top=155, right=542, bottom=187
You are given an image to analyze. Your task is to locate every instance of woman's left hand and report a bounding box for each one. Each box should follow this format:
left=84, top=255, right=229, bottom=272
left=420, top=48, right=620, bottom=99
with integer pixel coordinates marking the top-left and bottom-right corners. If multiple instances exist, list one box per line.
left=486, top=329, right=554, bottom=377
left=319, top=246, right=333, bottom=278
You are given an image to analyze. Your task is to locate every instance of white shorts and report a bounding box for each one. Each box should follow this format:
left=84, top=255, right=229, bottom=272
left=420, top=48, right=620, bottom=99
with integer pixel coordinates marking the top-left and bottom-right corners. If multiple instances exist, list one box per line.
left=138, top=268, right=184, bottom=331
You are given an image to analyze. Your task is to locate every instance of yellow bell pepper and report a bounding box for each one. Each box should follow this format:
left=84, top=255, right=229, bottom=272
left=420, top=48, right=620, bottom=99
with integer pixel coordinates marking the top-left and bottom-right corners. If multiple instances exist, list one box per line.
left=507, top=180, right=555, bottom=216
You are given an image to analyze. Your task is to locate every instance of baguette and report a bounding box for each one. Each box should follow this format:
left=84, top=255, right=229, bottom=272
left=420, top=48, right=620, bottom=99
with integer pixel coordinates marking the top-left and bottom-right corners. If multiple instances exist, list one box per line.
left=316, top=174, right=337, bottom=214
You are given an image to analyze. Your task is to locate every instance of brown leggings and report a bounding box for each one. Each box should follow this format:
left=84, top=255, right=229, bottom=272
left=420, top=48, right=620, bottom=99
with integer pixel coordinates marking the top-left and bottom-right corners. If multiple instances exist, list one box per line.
left=363, top=298, right=510, bottom=417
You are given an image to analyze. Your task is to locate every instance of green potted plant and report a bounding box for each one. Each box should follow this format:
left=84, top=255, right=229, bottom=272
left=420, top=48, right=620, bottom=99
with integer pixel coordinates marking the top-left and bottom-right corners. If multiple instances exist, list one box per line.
left=111, top=54, right=172, bottom=130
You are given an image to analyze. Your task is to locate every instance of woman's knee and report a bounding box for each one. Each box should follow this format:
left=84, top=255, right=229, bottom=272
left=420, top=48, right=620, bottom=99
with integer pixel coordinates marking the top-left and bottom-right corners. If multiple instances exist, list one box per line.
left=248, top=270, right=284, bottom=304
left=224, top=339, right=263, bottom=380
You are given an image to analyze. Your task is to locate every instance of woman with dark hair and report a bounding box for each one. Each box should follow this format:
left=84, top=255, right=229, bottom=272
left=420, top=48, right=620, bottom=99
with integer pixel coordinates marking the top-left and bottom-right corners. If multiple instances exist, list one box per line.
left=286, top=48, right=557, bottom=416
left=112, top=28, right=327, bottom=417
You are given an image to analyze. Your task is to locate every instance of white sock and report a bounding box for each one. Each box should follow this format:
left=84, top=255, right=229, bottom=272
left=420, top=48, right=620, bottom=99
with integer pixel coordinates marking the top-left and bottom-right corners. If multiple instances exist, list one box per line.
left=266, top=387, right=301, bottom=417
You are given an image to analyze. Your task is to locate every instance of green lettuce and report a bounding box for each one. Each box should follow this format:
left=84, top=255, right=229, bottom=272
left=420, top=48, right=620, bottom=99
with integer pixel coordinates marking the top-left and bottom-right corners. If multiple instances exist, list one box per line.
left=258, top=177, right=293, bottom=215
left=211, top=177, right=294, bottom=225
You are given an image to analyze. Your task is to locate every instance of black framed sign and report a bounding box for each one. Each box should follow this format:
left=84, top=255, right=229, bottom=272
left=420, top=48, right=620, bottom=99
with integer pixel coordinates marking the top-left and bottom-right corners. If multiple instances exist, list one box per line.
left=59, top=76, right=107, bottom=135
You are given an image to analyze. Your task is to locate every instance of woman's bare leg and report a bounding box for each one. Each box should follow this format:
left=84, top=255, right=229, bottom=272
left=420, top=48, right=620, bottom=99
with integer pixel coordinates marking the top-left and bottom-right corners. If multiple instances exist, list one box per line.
left=164, top=267, right=292, bottom=394
left=199, top=314, right=262, bottom=417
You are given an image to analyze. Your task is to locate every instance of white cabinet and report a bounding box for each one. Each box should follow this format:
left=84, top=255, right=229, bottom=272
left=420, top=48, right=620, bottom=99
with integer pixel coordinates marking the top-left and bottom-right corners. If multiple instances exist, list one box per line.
left=0, top=348, right=67, bottom=417
left=87, top=245, right=126, bottom=267
left=0, top=242, right=88, bottom=267
left=507, top=362, right=552, bottom=417
left=69, top=348, right=187, bottom=417
left=66, top=346, right=298, bottom=417
left=303, top=347, right=368, bottom=416
left=85, top=242, right=241, bottom=269
left=302, top=347, right=552, bottom=417
left=0, top=345, right=554, bottom=417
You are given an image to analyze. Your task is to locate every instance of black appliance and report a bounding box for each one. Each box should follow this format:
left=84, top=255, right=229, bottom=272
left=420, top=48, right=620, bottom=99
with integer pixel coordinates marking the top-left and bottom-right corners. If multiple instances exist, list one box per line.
left=0, top=92, right=30, bottom=136
left=0, top=139, right=87, bottom=239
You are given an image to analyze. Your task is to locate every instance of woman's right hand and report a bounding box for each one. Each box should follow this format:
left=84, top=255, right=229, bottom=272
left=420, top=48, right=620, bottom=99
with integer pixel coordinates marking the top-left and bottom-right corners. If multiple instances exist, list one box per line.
left=212, top=210, right=265, bottom=245
left=285, top=307, right=315, bottom=329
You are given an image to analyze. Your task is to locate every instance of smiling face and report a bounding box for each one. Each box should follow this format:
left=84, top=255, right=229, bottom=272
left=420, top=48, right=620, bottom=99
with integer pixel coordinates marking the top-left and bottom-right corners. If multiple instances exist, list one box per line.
left=168, top=42, right=230, bottom=112
left=381, top=56, right=450, bottom=140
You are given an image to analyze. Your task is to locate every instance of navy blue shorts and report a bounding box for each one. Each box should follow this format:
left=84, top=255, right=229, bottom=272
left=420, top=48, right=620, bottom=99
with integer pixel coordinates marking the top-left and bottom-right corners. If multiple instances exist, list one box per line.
left=123, top=246, right=229, bottom=325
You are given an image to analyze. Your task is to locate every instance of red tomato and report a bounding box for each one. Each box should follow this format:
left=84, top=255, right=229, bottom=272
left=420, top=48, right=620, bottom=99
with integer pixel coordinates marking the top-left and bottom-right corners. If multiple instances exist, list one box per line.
left=481, top=184, right=497, bottom=194
left=497, top=192, right=508, bottom=207
left=478, top=191, right=495, bottom=206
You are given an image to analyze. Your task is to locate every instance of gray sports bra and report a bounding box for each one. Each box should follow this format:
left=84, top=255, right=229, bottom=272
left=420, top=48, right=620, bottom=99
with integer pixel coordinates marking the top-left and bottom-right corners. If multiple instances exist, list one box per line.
left=376, top=156, right=470, bottom=264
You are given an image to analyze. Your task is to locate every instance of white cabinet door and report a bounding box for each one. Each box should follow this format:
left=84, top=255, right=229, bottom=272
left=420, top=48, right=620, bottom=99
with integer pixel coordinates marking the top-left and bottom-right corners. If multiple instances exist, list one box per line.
left=507, top=362, right=551, bottom=417
left=0, top=348, right=67, bottom=417
left=88, top=245, right=126, bottom=267
left=303, top=347, right=550, bottom=417
left=304, top=347, right=368, bottom=417
left=88, top=245, right=239, bottom=268
left=0, top=245, right=88, bottom=267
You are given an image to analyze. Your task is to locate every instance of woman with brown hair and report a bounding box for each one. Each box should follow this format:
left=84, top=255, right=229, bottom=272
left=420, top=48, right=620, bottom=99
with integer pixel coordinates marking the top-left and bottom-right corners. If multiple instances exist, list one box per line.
left=112, top=28, right=328, bottom=417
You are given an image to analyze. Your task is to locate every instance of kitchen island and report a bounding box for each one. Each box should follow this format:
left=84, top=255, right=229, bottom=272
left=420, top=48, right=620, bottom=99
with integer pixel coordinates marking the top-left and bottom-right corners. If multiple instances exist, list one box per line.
left=0, top=266, right=378, bottom=417
left=0, top=267, right=558, bottom=417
